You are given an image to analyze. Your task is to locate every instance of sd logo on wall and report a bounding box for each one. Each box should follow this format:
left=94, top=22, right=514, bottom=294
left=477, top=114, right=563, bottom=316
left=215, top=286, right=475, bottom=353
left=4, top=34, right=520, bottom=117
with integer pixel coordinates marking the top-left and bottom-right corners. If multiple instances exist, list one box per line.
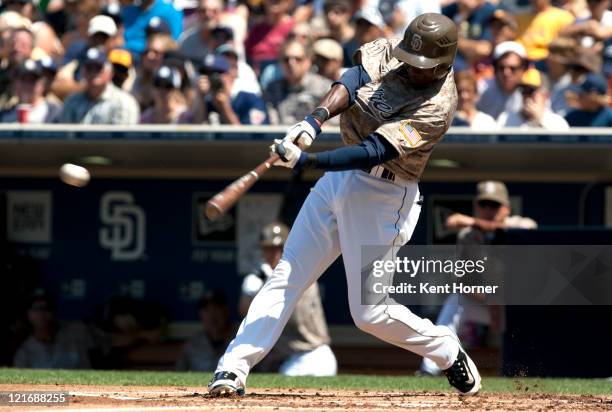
left=99, top=191, right=146, bottom=261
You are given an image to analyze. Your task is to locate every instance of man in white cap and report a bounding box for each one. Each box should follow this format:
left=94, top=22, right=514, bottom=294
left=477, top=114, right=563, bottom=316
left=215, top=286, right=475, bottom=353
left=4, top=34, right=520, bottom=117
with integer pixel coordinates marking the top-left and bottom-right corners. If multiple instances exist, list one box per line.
left=477, top=41, right=528, bottom=120
left=313, top=38, right=345, bottom=82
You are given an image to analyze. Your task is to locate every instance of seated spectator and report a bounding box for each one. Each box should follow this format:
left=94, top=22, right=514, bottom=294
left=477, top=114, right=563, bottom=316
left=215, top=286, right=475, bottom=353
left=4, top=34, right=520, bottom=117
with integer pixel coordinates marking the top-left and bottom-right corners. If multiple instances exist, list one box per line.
left=313, top=38, right=344, bottom=81
left=178, top=0, right=223, bottom=63
left=560, top=0, right=612, bottom=49
left=244, top=0, right=295, bottom=75
left=563, top=48, right=603, bottom=110
left=58, top=48, right=140, bottom=124
left=0, top=59, right=62, bottom=123
left=565, top=73, right=612, bottom=126
left=342, top=6, right=387, bottom=67
left=312, top=0, right=354, bottom=44
left=473, top=10, right=519, bottom=84
left=546, top=36, right=579, bottom=116
left=195, top=54, right=268, bottom=124
left=37, top=55, right=62, bottom=106
left=52, top=14, right=119, bottom=100
left=140, top=65, right=193, bottom=124
left=497, top=68, right=570, bottom=130
left=175, top=290, right=233, bottom=371
left=108, top=48, right=135, bottom=90
left=216, top=44, right=261, bottom=96
left=378, top=0, right=441, bottom=37
left=420, top=181, right=537, bottom=376
left=0, top=27, right=33, bottom=110
left=443, top=0, right=497, bottom=68
left=14, top=289, right=95, bottom=369
left=477, top=41, right=528, bottom=120
left=122, top=0, right=183, bottom=57
left=263, top=39, right=331, bottom=125
left=453, top=70, right=498, bottom=129
left=130, top=33, right=177, bottom=110
left=515, top=0, right=574, bottom=66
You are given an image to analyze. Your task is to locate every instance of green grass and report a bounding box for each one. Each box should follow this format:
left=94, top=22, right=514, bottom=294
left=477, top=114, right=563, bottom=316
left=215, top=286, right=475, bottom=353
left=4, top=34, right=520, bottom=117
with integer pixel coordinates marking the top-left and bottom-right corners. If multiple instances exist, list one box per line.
left=0, top=369, right=610, bottom=395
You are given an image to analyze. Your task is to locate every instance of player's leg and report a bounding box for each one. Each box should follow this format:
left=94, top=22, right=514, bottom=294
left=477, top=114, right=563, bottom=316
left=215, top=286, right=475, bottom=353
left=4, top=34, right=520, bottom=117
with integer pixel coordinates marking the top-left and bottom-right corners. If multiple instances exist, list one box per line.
left=420, top=294, right=464, bottom=375
left=336, top=171, right=480, bottom=395
left=278, top=344, right=337, bottom=376
left=210, top=174, right=341, bottom=395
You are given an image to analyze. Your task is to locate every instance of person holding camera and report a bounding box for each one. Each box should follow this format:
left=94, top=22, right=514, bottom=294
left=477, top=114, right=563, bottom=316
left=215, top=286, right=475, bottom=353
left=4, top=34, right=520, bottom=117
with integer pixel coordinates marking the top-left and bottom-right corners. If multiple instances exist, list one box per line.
left=194, top=54, right=268, bottom=125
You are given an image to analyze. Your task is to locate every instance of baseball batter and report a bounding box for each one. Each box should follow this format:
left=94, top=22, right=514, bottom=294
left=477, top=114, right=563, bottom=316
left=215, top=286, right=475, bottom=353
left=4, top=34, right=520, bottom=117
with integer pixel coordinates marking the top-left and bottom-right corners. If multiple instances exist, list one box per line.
left=209, top=13, right=481, bottom=396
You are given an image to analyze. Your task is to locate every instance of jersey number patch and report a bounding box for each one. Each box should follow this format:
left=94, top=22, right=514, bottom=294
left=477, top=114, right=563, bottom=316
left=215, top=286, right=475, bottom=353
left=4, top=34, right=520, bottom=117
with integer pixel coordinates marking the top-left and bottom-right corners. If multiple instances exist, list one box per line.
left=399, top=121, right=423, bottom=147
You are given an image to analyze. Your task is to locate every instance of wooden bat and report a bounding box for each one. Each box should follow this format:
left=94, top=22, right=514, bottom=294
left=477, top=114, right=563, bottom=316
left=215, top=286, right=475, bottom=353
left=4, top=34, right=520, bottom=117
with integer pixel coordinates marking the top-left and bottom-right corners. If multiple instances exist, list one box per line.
left=205, top=153, right=280, bottom=221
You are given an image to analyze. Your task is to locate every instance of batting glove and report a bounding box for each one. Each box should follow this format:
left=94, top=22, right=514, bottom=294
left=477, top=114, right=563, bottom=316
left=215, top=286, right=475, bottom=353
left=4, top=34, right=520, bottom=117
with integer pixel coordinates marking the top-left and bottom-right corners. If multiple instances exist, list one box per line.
left=271, top=139, right=302, bottom=169
left=283, top=116, right=321, bottom=150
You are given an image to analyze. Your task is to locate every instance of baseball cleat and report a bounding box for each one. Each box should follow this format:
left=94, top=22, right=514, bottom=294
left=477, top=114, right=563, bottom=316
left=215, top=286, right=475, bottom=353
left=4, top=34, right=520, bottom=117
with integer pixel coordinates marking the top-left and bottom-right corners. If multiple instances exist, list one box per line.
left=208, top=371, right=245, bottom=397
left=443, top=349, right=481, bottom=396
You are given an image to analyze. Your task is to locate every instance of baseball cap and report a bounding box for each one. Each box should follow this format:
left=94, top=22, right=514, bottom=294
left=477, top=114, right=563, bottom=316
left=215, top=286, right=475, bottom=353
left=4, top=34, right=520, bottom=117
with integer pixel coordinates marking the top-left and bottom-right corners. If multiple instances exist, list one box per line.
left=354, top=6, right=386, bottom=31
left=475, top=181, right=510, bottom=206
left=489, top=9, right=518, bottom=31
left=153, top=65, right=182, bottom=89
left=519, top=68, right=542, bottom=89
left=493, top=41, right=526, bottom=61
left=83, top=47, right=108, bottom=66
left=88, top=15, right=118, bottom=37
left=313, top=38, right=343, bottom=61
left=569, top=49, right=602, bottom=74
left=108, top=48, right=133, bottom=69
left=215, top=44, right=238, bottom=58
left=37, top=56, right=58, bottom=74
left=260, top=222, right=289, bottom=247
left=575, top=73, right=608, bottom=95
left=146, top=16, right=171, bottom=36
left=324, top=0, right=351, bottom=12
left=16, top=58, right=42, bottom=78
left=100, top=2, right=122, bottom=26
left=199, top=54, right=230, bottom=73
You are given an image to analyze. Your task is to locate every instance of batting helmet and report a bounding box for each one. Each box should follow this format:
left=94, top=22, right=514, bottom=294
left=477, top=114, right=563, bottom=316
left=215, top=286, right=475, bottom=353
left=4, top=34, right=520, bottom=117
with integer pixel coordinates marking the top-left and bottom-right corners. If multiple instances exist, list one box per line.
left=393, top=13, right=458, bottom=78
left=260, top=222, right=289, bottom=247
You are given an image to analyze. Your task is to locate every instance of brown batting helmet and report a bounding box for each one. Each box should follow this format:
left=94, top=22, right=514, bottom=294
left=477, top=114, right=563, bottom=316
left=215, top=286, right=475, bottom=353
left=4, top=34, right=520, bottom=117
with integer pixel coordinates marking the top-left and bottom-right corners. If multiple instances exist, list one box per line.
left=393, top=13, right=458, bottom=78
left=260, top=222, right=289, bottom=247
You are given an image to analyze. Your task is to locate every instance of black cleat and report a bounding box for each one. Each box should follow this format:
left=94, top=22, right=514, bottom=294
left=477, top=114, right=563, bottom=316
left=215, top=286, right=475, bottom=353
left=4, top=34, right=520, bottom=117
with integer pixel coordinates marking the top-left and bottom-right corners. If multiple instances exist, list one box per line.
left=208, top=371, right=245, bottom=397
left=443, top=350, right=481, bottom=396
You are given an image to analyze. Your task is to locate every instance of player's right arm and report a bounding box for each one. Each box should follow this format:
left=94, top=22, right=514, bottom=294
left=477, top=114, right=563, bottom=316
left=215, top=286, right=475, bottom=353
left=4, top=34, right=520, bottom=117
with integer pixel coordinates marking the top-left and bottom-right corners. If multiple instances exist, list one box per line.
left=283, top=65, right=371, bottom=149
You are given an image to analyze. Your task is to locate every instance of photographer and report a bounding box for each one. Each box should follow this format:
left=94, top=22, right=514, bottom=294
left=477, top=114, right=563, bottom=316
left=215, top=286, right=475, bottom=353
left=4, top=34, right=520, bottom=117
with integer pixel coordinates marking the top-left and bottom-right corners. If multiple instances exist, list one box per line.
left=194, top=54, right=268, bottom=125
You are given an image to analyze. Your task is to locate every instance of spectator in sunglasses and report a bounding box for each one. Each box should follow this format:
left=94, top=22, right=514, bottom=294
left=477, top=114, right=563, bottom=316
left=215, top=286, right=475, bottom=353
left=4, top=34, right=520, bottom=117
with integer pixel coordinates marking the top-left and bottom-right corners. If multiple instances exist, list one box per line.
left=140, top=65, right=193, bottom=124
left=262, top=39, right=331, bottom=125
left=477, top=41, right=527, bottom=120
left=497, top=68, right=569, bottom=130
left=452, top=70, right=498, bottom=129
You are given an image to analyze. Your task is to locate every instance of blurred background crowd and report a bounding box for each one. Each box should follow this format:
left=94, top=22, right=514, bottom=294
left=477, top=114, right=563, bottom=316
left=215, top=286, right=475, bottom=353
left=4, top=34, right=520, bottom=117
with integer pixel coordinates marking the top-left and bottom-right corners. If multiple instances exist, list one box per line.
left=0, top=0, right=611, bottom=127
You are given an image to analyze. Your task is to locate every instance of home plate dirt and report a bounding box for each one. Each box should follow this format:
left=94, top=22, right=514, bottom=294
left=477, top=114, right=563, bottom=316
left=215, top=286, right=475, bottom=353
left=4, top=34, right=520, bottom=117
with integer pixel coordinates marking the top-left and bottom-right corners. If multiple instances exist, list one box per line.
left=1, top=384, right=611, bottom=411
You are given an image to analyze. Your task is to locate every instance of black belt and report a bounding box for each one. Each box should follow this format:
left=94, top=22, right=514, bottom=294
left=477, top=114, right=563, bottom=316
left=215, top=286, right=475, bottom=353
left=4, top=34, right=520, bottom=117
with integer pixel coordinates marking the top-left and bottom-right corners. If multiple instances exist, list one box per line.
left=362, top=166, right=423, bottom=205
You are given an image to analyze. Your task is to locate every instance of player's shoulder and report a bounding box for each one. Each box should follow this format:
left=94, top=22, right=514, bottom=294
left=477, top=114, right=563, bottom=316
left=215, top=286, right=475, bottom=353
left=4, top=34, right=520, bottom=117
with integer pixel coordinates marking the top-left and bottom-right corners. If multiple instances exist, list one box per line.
left=354, top=38, right=402, bottom=80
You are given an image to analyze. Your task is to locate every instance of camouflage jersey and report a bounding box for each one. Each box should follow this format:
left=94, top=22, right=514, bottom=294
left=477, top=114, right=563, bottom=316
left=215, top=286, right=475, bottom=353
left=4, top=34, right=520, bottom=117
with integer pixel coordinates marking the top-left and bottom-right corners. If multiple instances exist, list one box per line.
left=339, top=38, right=458, bottom=181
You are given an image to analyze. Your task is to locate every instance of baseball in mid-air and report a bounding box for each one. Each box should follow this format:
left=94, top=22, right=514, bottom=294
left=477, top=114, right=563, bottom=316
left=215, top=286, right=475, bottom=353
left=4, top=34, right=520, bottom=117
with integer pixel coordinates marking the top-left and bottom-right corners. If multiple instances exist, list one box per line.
left=59, top=163, right=90, bottom=187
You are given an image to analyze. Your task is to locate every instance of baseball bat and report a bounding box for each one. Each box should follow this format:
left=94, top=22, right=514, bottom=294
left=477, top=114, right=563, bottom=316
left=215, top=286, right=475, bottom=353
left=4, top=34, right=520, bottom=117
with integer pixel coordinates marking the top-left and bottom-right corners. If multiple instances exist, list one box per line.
left=205, top=153, right=280, bottom=220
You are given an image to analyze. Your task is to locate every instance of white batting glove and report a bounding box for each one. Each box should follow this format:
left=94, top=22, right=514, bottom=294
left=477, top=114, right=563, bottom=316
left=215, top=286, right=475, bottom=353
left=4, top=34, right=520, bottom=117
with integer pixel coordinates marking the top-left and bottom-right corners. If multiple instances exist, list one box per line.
left=283, top=118, right=320, bottom=150
left=270, top=139, right=302, bottom=169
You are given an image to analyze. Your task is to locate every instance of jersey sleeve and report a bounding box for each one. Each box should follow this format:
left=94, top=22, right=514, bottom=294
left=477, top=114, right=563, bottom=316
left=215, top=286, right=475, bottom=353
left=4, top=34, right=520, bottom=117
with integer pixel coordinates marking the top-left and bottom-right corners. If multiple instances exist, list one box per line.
left=352, top=38, right=400, bottom=83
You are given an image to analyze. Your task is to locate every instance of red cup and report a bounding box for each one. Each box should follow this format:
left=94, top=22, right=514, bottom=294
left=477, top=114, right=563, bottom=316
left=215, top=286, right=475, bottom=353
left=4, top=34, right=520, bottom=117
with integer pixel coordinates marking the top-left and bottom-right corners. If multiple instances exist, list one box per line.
left=16, top=104, right=31, bottom=124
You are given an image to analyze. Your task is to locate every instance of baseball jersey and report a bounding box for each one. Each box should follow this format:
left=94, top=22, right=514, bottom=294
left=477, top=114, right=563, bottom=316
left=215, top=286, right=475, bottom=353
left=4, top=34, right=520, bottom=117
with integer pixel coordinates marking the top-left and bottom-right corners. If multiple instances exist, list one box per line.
left=339, top=38, right=458, bottom=181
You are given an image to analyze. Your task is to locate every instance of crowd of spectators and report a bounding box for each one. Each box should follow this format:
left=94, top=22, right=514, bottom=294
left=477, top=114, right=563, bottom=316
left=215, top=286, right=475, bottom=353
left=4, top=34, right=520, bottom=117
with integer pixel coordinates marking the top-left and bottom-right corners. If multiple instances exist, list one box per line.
left=0, top=0, right=611, bottom=127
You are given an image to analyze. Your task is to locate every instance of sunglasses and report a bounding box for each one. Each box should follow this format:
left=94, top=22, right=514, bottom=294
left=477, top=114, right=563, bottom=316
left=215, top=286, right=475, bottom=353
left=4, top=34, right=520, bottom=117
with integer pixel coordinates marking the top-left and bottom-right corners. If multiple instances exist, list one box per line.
left=477, top=200, right=502, bottom=209
left=283, top=55, right=305, bottom=63
left=495, top=64, right=523, bottom=73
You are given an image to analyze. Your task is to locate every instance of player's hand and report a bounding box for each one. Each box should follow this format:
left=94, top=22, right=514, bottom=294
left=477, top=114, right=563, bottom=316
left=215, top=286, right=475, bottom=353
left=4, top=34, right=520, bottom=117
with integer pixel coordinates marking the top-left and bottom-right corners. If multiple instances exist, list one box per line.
left=283, top=119, right=319, bottom=150
left=270, top=139, right=302, bottom=169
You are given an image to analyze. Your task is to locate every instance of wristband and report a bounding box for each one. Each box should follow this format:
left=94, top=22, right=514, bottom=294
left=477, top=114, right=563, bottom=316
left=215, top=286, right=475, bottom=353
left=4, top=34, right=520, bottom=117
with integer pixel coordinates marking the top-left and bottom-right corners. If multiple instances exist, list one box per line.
left=303, top=115, right=322, bottom=135
left=310, top=106, right=330, bottom=124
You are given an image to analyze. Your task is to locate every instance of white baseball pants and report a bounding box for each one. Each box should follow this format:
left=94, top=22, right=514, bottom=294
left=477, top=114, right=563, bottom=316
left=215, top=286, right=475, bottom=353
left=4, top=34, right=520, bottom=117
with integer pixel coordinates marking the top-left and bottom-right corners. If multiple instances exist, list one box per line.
left=216, top=170, right=460, bottom=385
